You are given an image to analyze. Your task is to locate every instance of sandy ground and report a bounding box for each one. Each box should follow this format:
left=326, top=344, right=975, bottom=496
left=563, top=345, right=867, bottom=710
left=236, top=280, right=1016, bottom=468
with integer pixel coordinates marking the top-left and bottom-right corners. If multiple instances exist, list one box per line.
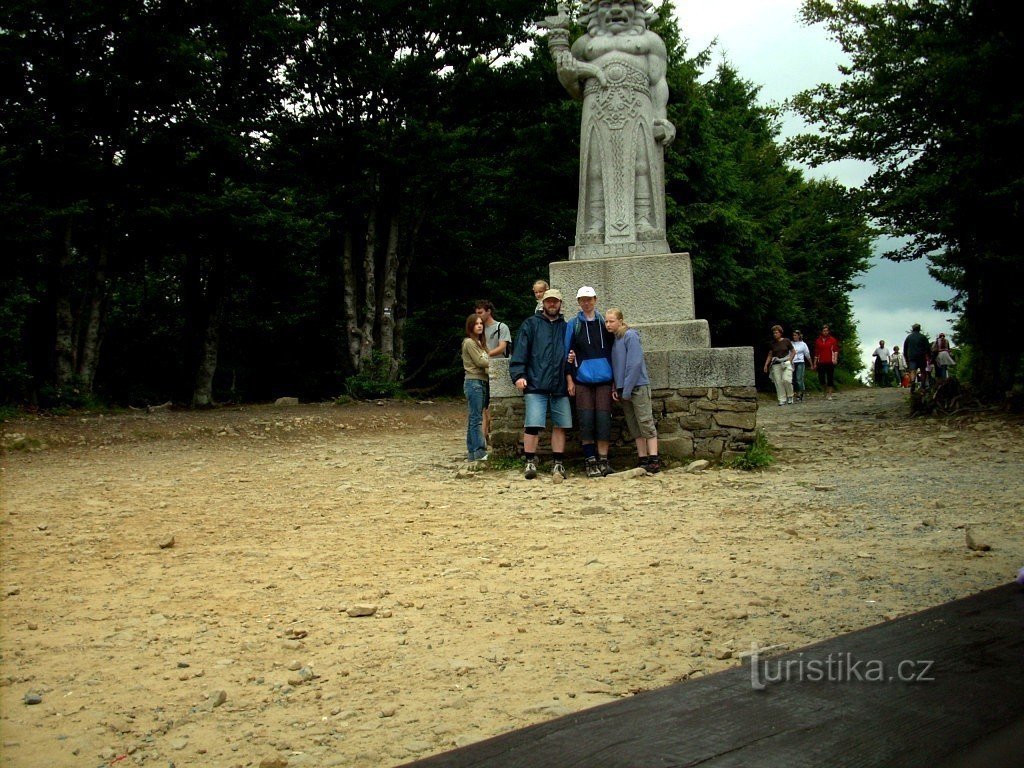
left=1, top=388, right=1022, bottom=767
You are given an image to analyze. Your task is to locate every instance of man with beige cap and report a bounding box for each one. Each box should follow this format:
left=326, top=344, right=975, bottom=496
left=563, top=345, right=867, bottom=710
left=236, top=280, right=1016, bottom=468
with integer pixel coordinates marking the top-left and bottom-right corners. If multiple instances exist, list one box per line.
left=509, top=289, right=572, bottom=480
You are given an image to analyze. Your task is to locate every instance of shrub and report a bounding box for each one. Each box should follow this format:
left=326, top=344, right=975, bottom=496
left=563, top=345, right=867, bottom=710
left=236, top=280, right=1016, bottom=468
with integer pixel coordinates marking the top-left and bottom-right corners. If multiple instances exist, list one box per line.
left=727, top=429, right=774, bottom=471
left=344, top=352, right=405, bottom=400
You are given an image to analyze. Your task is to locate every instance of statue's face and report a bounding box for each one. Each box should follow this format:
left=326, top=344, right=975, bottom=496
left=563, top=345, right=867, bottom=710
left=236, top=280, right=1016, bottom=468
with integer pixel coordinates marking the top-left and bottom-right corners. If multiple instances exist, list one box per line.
left=596, top=1, right=636, bottom=34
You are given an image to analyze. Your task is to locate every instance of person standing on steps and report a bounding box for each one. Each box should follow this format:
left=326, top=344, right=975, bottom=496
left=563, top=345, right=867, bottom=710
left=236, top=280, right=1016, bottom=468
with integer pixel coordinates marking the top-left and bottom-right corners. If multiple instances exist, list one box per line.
left=763, top=325, right=796, bottom=406
left=790, top=330, right=811, bottom=402
left=461, top=314, right=490, bottom=462
left=532, top=280, right=550, bottom=313
left=566, top=286, right=616, bottom=477
left=509, top=289, right=571, bottom=480
left=813, top=324, right=841, bottom=400
left=606, top=308, right=660, bottom=473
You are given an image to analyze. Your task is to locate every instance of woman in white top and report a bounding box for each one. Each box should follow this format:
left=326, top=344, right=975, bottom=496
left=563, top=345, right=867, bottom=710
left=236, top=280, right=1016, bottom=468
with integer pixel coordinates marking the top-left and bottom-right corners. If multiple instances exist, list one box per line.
left=790, top=330, right=812, bottom=402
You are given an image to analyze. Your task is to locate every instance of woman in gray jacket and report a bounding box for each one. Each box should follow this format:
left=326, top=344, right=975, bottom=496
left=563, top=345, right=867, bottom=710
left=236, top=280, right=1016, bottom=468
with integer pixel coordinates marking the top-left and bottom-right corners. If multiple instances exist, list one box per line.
left=605, top=308, right=660, bottom=473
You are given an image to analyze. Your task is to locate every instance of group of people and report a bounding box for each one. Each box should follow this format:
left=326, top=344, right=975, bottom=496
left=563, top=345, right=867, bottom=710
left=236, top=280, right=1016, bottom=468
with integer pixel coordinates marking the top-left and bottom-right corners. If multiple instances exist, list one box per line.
left=762, top=325, right=841, bottom=406
left=461, top=281, right=660, bottom=479
left=872, top=324, right=955, bottom=389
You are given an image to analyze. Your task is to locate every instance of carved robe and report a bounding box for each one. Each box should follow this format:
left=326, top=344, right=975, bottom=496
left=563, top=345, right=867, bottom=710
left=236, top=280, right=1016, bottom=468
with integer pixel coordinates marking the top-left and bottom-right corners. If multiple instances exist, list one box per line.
left=576, top=50, right=666, bottom=248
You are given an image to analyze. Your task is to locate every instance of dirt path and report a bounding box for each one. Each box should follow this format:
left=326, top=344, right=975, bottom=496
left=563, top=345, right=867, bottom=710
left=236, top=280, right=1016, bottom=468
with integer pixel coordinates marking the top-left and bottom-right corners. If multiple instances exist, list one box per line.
left=2, top=390, right=1022, bottom=767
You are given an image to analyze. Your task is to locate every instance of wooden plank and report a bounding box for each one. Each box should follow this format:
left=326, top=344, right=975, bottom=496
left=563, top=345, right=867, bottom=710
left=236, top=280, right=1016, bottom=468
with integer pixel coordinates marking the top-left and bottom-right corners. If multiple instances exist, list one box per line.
left=401, top=584, right=1024, bottom=768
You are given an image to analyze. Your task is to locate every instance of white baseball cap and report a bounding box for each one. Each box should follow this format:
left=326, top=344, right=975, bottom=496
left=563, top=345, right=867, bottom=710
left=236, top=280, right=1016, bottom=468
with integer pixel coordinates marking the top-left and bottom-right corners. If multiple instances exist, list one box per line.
left=576, top=286, right=597, bottom=298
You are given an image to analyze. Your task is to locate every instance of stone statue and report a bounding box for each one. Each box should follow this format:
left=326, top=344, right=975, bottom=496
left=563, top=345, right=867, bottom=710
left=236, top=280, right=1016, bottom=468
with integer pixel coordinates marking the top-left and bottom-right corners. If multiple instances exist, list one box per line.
left=539, top=1, right=676, bottom=258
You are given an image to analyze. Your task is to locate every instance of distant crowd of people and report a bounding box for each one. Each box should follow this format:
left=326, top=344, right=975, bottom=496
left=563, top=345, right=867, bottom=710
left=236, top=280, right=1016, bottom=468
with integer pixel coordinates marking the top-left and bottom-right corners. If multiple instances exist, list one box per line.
left=462, top=280, right=659, bottom=478
left=762, top=325, right=841, bottom=405
left=871, top=323, right=955, bottom=389
left=760, top=320, right=955, bottom=408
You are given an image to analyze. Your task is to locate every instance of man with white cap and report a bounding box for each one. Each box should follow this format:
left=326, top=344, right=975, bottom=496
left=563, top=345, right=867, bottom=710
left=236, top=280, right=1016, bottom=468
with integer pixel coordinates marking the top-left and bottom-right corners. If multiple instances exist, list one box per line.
left=509, top=289, right=572, bottom=480
left=566, top=286, right=616, bottom=477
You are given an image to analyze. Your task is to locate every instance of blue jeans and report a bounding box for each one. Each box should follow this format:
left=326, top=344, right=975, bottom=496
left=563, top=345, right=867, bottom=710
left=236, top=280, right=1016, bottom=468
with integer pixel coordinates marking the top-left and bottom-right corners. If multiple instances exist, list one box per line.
left=464, top=379, right=487, bottom=460
left=793, top=362, right=806, bottom=395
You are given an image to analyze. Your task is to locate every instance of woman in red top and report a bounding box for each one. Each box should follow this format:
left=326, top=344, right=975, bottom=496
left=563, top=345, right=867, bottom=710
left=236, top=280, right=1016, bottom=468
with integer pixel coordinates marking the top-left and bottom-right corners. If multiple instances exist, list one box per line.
left=812, top=325, right=840, bottom=400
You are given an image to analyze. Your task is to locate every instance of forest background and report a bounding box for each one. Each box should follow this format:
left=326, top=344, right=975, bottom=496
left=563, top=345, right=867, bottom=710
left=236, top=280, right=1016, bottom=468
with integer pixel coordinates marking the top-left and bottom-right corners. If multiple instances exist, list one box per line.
left=1, top=0, right=1017, bottom=408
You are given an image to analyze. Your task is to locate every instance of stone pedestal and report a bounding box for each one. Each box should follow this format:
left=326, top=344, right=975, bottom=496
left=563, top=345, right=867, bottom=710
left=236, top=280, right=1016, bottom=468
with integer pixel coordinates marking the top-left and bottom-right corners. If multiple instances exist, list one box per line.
left=489, top=252, right=756, bottom=463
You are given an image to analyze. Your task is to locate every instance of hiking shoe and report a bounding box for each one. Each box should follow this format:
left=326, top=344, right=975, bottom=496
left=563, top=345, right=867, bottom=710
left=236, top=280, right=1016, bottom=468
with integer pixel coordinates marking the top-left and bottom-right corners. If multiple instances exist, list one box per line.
left=637, top=456, right=650, bottom=470
left=524, top=459, right=538, bottom=479
left=585, top=457, right=603, bottom=478
left=598, top=457, right=613, bottom=476
left=645, top=457, right=662, bottom=474
left=552, top=461, right=566, bottom=479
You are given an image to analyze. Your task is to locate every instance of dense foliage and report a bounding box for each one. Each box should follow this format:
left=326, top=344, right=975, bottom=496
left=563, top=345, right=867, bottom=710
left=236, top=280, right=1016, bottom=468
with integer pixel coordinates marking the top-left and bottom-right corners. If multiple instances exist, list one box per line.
left=1, top=0, right=871, bottom=406
left=790, top=0, right=1024, bottom=397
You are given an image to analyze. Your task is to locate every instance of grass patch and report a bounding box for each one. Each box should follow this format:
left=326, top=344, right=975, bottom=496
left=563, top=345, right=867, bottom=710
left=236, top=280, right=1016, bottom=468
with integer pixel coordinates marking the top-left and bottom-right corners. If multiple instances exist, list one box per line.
left=727, top=429, right=774, bottom=471
left=480, top=455, right=523, bottom=471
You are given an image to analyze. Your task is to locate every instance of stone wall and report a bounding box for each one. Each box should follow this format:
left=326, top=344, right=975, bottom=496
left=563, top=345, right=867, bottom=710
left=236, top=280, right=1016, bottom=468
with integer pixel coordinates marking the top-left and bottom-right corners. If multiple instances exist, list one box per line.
left=488, top=386, right=757, bottom=464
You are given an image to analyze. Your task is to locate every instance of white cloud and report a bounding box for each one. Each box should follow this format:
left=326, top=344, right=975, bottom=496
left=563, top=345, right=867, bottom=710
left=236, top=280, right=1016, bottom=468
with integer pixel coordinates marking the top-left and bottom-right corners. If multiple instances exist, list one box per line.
left=672, top=1, right=957, bottom=363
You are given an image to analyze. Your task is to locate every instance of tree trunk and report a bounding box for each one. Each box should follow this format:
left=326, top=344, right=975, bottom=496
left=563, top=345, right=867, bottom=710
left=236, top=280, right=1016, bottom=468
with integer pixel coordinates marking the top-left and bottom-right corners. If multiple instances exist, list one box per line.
left=393, top=214, right=421, bottom=374
left=51, top=220, right=76, bottom=394
left=379, top=212, right=399, bottom=379
left=75, top=243, right=110, bottom=395
left=189, top=252, right=226, bottom=407
left=341, top=228, right=362, bottom=372
left=360, top=207, right=378, bottom=369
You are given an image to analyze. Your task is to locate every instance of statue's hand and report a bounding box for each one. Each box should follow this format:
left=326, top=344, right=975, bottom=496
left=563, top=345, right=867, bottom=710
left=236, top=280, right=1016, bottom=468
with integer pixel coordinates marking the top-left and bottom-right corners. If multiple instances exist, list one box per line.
left=653, top=118, right=677, bottom=146
left=556, top=51, right=607, bottom=87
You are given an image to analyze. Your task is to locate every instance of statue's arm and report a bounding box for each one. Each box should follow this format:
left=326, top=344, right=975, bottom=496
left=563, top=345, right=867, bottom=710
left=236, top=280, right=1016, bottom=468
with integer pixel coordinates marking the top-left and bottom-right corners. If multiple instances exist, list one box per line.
left=554, top=37, right=604, bottom=100
left=647, top=36, right=675, bottom=145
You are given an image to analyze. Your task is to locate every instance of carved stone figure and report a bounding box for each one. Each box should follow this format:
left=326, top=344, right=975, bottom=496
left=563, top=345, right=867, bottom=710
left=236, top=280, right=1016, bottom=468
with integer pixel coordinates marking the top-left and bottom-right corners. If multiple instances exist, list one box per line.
left=539, top=1, right=676, bottom=257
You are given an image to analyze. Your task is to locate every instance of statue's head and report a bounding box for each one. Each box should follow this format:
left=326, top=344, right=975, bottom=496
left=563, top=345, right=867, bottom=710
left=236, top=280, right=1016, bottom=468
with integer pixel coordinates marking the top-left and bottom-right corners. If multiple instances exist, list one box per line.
left=582, top=1, right=657, bottom=36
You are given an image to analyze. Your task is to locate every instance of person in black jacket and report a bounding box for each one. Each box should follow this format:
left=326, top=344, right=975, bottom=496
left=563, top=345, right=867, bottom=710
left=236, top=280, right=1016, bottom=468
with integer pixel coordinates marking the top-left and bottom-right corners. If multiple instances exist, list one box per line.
left=509, top=289, right=572, bottom=480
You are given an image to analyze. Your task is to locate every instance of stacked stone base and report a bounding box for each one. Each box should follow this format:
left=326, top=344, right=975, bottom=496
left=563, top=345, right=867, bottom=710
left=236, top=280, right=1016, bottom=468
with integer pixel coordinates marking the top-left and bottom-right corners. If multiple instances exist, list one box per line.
left=488, top=385, right=757, bottom=463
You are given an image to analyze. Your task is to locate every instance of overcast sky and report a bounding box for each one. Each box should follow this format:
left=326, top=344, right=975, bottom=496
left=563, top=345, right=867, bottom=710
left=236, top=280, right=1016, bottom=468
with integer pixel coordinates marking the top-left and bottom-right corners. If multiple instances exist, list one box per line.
left=674, top=0, right=957, bottom=376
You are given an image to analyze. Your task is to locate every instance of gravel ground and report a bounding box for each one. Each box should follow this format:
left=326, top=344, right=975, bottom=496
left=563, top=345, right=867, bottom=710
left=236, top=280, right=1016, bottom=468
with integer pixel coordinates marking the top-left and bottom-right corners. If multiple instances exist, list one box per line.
left=1, top=388, right=1021, bottom=767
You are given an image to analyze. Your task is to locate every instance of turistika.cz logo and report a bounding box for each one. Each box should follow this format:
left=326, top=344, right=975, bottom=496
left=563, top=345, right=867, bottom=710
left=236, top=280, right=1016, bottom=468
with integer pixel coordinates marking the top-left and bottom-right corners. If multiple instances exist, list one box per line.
left=747, top=647, right=935, bottom=690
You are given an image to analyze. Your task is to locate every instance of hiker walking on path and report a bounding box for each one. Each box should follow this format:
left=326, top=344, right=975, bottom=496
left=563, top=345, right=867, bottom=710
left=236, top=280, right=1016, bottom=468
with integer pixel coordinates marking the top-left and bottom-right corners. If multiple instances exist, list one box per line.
left=764, top=325, right=796, bottom=406
left=813, top=325, right=841, bottom=400
left=891, top=345, right=906, bottom=387
left=791, top=330, right=811, bottom=402
left=872, top=340, right=891, bottom=387
left=903, top=323, right=931, bottom=391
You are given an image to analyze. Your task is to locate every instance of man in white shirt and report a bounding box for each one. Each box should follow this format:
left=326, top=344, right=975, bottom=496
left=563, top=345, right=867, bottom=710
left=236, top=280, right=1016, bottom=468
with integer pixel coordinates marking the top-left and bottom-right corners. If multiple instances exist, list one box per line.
left=871, top=340, right=891, bottom=387
left=790, top=330, right=812, bottom=402
left=475, top=300, right=512, bottom=439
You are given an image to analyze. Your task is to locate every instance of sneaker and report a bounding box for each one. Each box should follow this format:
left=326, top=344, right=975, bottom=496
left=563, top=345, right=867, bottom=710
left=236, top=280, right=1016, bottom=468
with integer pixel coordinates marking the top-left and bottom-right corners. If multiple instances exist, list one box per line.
left=552, top=461, right=566, bottom=479
left=524, top=459, right=537, bottom=479
left=637, top=456, right=650, bottom=470
left=598, top=457, right=613, bottom=476
left=585, top=456, right=603, bottom=478
left=778, top=401, right=786, bottom=406
left=646, top=457, right=662, bottom=474
left=786, top=397, right=794, bottom=405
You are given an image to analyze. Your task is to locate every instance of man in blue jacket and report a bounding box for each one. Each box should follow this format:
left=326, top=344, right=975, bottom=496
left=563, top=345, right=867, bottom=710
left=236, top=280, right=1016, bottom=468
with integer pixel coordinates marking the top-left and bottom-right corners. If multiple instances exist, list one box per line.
left=509, top=289, right=572, bottom=480
left=566, top=286, right=616, bottom=478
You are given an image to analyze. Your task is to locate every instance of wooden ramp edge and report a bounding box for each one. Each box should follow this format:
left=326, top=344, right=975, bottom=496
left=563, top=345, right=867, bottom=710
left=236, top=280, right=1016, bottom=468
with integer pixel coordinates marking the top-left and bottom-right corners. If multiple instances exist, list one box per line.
left=400, top=583, right=1024, bottom=768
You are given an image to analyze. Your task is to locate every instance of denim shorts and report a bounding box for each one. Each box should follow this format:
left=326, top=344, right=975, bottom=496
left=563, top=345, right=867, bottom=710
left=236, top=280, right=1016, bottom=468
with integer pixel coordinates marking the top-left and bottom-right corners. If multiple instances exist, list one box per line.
left=524, top=393, right=573, bottom=429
